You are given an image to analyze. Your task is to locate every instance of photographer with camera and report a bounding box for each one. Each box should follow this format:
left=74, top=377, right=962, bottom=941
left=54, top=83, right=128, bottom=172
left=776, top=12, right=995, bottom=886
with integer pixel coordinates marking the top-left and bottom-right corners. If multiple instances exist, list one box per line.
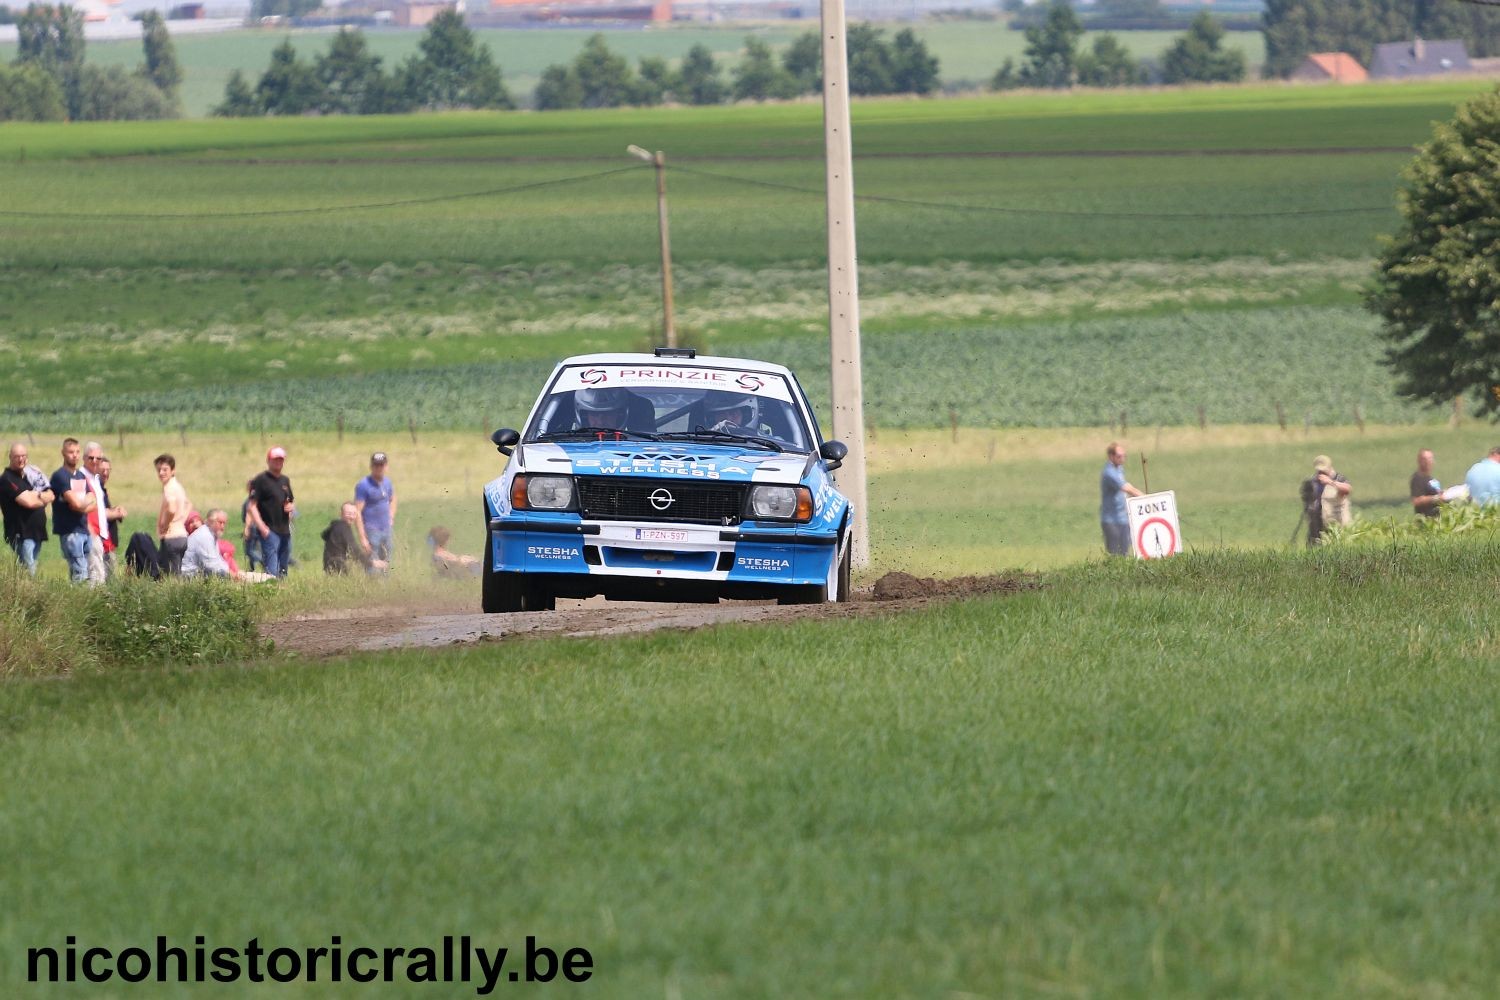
left=1299, top=455, right=1352, bottom=546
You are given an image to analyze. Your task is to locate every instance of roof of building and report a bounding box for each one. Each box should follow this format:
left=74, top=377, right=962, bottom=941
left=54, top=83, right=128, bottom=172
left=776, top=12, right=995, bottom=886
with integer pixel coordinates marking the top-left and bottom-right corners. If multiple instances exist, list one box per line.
left=1300, top=52, right=1368, bottom=82
left=1369, top=39, right=1471, bottom=79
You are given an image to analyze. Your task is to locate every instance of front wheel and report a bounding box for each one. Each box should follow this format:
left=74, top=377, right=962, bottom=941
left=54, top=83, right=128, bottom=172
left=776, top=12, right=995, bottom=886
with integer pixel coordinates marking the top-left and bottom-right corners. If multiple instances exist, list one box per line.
left=482, top=566, right=554, bottom=613
left=834, top=543, right=852, bottom=604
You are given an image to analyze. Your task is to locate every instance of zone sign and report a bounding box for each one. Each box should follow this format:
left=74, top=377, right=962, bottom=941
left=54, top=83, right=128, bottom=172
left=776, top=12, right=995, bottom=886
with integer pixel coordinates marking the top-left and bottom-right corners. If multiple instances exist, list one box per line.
left=1126, top=490, right=1183, bottom=560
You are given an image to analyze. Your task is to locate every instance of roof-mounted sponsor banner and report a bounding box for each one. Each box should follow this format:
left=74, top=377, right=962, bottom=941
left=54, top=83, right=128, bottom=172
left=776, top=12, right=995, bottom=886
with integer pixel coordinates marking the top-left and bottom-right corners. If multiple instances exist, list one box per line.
left=552, top=365, right=794, bottom=402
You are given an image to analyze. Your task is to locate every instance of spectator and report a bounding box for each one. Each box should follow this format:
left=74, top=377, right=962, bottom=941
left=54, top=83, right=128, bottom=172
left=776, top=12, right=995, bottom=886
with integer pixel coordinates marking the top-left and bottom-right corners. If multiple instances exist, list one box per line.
left=180, top=511, right=232, bottom=579
left=155, top=453, right=192, bottom=575
left=353, top=451, right=397, bottom=571
left=1100, top=441, right=1143, bottom=557
left=1465, top=445, right=1500, bottom=505
left=1300, top=455, right=1352, bottom=545
left=1410, top=449, right=1443, bottom=518
left=96, top=455, right=127, bottom=578
left=50, top=438, right=96, bottom=583
left=247, top=447, right=296, bottom=578
left=2, top=442, right=53, bottom=575
left=428, top=525, right=480, bottom=577
left=81, top=442, right=116, bottom=585
left=240, top=480, right=263, bottom=572
left=322, top=501, right=386, bottom=575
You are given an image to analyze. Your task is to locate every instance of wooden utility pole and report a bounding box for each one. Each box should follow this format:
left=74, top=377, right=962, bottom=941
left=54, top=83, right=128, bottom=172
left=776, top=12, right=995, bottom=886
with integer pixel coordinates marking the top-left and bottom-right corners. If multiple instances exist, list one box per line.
left=820, top=0, right=869, bottom=568
left=629, top=145, right=676, bottom=348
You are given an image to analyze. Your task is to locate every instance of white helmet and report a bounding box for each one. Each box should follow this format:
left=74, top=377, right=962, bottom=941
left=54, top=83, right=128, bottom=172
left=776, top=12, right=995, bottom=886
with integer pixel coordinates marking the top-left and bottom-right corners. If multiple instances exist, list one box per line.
left=706, top=391, right=758, bottom=428
left=574, top=387, right=628, bottom=425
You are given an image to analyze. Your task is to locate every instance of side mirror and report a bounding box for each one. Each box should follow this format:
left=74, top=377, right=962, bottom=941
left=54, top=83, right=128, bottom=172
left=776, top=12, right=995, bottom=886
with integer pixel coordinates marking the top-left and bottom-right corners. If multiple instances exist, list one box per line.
left=819, top=440, right=847, bottom=471
left=490, top=428, right=520, bottom=456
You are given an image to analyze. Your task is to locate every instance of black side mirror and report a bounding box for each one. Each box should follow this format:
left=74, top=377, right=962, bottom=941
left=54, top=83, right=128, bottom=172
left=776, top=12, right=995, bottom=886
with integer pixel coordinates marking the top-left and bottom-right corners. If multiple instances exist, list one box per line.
left=820, top=439, right=847, bottom=471
left=491, top=428, right=520, bottom=456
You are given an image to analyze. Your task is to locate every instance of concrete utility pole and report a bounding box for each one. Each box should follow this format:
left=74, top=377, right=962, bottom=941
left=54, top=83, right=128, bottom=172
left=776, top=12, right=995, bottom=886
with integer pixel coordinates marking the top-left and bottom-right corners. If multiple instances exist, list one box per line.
left=819, top=0, right=869, bottom=567
left=628, top=144, right=677, bottom=348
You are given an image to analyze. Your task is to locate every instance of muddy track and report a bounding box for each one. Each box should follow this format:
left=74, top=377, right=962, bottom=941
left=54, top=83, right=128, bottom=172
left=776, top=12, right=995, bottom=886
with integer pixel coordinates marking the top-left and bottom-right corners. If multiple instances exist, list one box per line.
left=269, top=573, right=1038, bottom=658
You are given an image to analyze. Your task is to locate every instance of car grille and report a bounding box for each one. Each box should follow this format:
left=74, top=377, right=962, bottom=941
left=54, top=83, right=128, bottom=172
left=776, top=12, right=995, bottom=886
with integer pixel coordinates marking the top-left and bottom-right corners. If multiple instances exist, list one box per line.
left=577, top=478, right=747, bottom=525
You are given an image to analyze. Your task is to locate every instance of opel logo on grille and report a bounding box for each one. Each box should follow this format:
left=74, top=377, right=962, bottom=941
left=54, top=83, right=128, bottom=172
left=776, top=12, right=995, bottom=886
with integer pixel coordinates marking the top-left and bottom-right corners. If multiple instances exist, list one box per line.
left=647, top=488, right=675, bottom=511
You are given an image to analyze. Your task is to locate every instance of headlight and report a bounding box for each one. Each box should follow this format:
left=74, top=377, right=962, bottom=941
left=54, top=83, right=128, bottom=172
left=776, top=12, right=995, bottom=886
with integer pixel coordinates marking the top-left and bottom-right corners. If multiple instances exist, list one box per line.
left=749, top=485, right=813, bottom=522
left=511, top=474, right=574, bottom=510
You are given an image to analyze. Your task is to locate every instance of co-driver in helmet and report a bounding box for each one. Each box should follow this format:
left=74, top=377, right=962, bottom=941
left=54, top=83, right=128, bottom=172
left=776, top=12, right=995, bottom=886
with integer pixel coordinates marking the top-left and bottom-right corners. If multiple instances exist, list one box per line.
left=705, top=391, right=773, bottom=438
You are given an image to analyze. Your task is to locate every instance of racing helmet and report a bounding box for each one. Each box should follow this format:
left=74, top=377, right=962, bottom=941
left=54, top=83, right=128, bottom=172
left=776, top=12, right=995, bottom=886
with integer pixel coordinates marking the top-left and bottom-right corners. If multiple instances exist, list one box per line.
left=574, top=387, right=628, bottom=427
left=705, top=391, right=758, bottom=429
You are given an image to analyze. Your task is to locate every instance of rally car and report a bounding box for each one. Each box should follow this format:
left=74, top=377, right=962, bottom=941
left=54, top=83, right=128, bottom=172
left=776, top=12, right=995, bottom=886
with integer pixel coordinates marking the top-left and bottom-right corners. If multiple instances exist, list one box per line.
left=481, top=349, right=853, bottom=612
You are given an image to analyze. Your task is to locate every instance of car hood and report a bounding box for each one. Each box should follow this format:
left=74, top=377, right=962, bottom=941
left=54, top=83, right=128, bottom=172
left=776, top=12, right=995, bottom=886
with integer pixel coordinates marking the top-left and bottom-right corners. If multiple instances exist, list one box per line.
left=521, top=440, right=808, bottom=484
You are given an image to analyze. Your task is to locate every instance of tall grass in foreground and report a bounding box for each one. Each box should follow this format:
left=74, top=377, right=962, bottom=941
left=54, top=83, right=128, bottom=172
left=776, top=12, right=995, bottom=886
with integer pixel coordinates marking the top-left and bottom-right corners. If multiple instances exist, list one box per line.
left=2, top=540, right=1497, bottom=997
left=0, top=565, right=264, bottom=677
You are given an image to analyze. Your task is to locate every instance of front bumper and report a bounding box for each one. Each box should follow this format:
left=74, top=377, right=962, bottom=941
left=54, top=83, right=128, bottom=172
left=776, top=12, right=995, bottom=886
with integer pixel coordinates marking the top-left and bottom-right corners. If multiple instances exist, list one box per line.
left=489, top=515, right=837, bottom=591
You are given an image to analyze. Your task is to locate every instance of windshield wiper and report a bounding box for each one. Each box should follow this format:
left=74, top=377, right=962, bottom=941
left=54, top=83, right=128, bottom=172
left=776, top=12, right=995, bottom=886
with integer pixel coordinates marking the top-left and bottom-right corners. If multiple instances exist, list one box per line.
left=535, top=427, right=661, bottom=442
left=658, top=429, right=784, bottom=453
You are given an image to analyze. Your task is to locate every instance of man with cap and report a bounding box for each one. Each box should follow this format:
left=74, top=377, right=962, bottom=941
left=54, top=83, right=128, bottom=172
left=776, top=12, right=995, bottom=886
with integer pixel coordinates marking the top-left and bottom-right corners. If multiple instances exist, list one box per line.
left=353, top=451, right=397, bottom=571
left=247, top=446, right=296, bottom=578
left=1300, top=454, right=1352, bottom=546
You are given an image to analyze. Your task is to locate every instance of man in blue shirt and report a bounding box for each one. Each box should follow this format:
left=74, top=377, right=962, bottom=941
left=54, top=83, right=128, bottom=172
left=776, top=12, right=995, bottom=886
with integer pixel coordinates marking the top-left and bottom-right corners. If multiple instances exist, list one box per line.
left=48, top=437, right=95, bottom=583
left=1465, top=446, right=1500, bottom=505
left=354, top=451, right=397, bottom=572
left=1100, top=441, right=1143, bottom=557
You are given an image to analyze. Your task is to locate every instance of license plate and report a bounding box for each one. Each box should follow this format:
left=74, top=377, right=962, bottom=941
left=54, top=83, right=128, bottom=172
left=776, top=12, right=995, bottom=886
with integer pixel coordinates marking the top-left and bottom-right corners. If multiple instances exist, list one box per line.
left=635, top=528, right=692, bottom=542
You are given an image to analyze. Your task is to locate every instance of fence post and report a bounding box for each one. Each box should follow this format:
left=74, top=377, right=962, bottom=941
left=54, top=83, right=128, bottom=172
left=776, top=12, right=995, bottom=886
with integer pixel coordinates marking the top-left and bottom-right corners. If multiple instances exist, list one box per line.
left=408, top=416, right=418, bottom=445
left=178, top=424, right=187, bottom=446
left=1452, top=397, right=1463, bottom=428
left=1353, top=404, right=1365, bottom=434
left=1196, top=406, right=1207, bottom=431
left=336, top=413, right=345, bottom=444
left=1275, top=401, right=1287, bottom=432
left=949, top=408, right=958, bottom=444
left=1120, top=410, right=1128, bottom=438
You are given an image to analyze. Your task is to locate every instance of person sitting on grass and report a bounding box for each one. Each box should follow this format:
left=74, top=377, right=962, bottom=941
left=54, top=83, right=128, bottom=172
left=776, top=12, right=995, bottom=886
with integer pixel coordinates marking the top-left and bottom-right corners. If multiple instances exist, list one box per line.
left=322, top=502, right=387, bottom=575
left=427, top=525, right=480, bottom=577
left=180, top=510, right=233, bottom=580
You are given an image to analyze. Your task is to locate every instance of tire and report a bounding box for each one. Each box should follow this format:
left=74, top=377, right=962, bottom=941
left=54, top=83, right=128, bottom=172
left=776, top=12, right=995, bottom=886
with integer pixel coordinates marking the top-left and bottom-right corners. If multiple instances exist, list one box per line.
left=834, top=542, right=852, bottom=604
left=482, top=568, right=554, bottom=613
left=776, top=584, right=826, bottom=606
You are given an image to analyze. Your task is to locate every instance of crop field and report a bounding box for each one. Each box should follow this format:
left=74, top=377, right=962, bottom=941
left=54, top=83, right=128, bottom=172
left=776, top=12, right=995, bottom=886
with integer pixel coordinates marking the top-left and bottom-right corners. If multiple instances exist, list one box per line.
left=0, top=22, right=1268, bottom=118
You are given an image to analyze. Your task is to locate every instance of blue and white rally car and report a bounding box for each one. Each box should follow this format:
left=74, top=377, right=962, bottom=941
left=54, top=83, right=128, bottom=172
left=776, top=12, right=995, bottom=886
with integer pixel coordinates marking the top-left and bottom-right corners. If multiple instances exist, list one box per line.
left=482, top=349, right=853, bottom=612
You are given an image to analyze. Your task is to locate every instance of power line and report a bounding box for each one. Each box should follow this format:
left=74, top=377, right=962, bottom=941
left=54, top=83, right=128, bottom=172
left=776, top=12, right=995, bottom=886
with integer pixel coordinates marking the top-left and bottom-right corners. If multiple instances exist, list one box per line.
left=0, top=165, right=641, bottom=221
left=670, top=163, right=1394, bottom=219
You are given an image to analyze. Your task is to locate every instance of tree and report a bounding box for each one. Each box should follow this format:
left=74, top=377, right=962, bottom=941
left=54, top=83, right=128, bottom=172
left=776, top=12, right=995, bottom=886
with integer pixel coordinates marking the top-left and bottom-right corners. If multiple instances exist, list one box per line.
left=890, top=29, right=939, bottom=95
left=573, top=34, right=635, bottom=108
left=733, top=36, right=794, bottom=102
left=782, top=30, right=820, bottom=94
left=138, top=10, right=181, bottom=107
left=213, top=69, right=260, bottom=117
left=533, top=64, right=582, bottom=110
left=632, top=56, right=673, bottom=106
left=846, top=23, right=894, bottom=95
left=1367, top=88, right=1500, bottom=418
left=0, top=61, right=65, bottom=121
left=991, top=58, right=1019, bottom=91
left=255, top=39, right=323, bottom=115
left=676, top=44, right=725, bottom=105
left=1161, top=13, right=1245, bottom=84
left=1076, top=32, right=1142, bottom=87
left=1262, top=0, right=1500, bottom=79
left=315, top=29, right=388, bottom=114
left=404, top=10, right=512, bottom=111
left=15, top=3, right=84, bottom=117
left=74, top=64, right=173, bottom=120
left=1018, top=1, right=1082, bottom=89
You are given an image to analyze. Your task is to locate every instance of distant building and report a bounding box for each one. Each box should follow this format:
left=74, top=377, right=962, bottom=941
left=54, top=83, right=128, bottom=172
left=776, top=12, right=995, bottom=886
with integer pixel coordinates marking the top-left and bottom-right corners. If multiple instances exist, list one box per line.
left=382, top=0, right=456, bottom=26
left=1369, top=39, right=1471, bottom=80
left=1290, top=52, right=1367, bottom=83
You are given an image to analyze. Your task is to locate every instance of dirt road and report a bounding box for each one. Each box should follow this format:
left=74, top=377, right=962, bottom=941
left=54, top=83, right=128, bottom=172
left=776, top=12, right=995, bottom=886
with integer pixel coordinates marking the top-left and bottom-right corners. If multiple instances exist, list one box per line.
left=269, top=573, right=1037, bottom=658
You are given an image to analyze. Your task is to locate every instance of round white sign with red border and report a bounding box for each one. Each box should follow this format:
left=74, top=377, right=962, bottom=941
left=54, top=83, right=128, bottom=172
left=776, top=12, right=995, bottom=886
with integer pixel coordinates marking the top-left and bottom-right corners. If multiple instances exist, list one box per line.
left=1126, top=491, right=1183, bottom=559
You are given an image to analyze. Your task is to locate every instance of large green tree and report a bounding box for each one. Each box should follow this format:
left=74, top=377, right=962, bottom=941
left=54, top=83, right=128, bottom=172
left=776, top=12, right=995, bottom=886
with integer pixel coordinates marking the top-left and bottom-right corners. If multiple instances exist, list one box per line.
left=1161, top=13, right=1246, bottom=84
left=138, top=10, right=181, bottom=105
left=676, top=45, right=725, bottom=105
left=732, top=36, right=795, bottom=102
left=255, top=39, right=323, bottom=115
left=1076, top=33, right=1142, bottom=87
left=0, top=60, right=65, bottom=120
left=315, top=29, right=389, bottom=115
left=15, top=3, right=84, bottom=117
left=573, top=34, right=635, bottom=108
left=402, top=10, right=511, bottom=111
left=782, top=31, right=821, bottom=94
left=1368, top=88, right=1500, bottom=417
left=890, top=28, right=940, bottom=95
left=1263, top=0, right=1500, bottom=79
left=212, top=69, right=260, bottom=117
left=1018, top=1, right=1083, bottom=89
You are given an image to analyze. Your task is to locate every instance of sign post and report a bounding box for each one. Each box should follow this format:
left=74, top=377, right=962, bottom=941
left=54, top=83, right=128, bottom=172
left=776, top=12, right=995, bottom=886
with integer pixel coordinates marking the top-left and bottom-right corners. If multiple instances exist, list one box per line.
left=1126, top=490, right=1183, bottom=560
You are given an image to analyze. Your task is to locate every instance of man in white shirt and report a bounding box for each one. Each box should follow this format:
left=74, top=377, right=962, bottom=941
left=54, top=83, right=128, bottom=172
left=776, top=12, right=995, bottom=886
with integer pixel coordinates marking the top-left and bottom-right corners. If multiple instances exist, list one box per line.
left=180, top=511, right=233, bottom=579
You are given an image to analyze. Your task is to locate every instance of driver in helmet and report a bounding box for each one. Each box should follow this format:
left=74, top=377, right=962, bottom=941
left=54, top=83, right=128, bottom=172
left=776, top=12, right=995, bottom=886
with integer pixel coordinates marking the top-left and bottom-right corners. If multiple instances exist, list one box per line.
left=573, top=387, right=632, bottom=431
left=705, top=391, right=774, bottom=438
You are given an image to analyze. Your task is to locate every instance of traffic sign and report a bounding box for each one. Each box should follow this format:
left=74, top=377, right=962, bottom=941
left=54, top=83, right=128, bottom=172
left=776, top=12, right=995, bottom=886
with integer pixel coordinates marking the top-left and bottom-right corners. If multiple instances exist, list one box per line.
left=1127, top=490, right=1183, bottom=559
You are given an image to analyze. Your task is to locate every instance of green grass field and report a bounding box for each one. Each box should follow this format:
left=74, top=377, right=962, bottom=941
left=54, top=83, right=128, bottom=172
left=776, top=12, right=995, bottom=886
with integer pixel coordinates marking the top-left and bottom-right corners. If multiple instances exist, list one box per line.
left=0, top=22, right=1269, bottom=117
left=4, top=541, right=1498, bottom=996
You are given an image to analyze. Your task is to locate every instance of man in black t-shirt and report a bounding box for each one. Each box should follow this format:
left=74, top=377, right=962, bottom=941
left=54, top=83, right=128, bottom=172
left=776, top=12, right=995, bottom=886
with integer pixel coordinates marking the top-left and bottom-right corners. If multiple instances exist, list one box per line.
left=247, top=446, right=296, bottom=578
left=2, top=442, right=53, bottom=575
left=1410, top=449, right=1443, bottom=519
left=50, top=437, right=95, bottom=582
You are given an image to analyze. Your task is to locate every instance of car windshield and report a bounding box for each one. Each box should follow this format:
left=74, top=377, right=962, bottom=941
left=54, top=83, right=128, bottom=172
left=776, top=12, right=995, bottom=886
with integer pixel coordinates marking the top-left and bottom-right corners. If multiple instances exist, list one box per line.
left=526, top=364, right=813, bottom=452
